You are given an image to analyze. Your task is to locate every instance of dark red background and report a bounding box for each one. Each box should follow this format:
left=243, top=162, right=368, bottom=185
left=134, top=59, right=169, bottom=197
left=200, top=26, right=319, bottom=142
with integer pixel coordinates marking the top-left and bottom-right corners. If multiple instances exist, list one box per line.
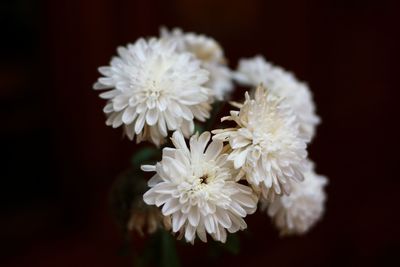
left=1, top=0, right=399, bottom=266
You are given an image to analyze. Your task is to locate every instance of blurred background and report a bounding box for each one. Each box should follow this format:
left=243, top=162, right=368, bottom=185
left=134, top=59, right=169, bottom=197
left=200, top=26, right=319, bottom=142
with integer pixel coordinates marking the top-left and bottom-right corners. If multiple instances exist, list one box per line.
left=1, top=0, right=399, bottom=266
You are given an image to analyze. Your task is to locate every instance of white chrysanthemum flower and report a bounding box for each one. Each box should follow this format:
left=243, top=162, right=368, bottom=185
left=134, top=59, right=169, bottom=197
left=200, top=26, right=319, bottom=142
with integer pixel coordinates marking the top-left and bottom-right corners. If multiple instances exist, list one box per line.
left=266, top=162, right=328, bottom=235
left=93, top=37, right=212, bottom=146
left=213, top=85, right=308, bottom=201
left=142, top=131, right=257, bottom=243
left=160, top=27, right=233, bottom=101
left=235, top=56, right=320, bottom=141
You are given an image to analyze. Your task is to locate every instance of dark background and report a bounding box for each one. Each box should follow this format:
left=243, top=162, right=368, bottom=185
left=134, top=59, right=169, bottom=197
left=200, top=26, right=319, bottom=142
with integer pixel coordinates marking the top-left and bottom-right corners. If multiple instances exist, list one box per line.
left=1, top=0, right=399, bottom=266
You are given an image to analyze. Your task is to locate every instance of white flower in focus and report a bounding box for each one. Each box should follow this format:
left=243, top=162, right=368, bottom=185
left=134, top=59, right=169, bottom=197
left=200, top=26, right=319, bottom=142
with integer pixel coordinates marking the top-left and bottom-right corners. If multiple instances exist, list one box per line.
left=235, top=56, right=320, bottom=141
left=93, top=38, right=212, bottom=146
left=160, top=27, right=233, bottom=101
left=142, top=131, right=257, bottom=243
left=213, top=85, right=308, bottom=201
left=266, top=162, right=328, bottom=235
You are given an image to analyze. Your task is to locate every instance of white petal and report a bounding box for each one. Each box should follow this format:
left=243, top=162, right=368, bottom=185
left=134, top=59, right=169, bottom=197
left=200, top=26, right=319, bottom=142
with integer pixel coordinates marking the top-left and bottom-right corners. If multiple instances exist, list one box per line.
left=98, top=66, right=112, bottom=76
left=219, top=226, right=227, bottom=243
left=229, top=202, right=247, bottom=217
left=157, top=114, right=167, bottom=136
left=233, top=149, right=248, bottom=169
left=134, top=112, right=146, bottom=134
left=232, top=193, right=257, bottom=208
left=164, top=111, right=178, bottom=130
left=162, top=198, right=180, bottom=215
left=113, top=95, right=129, bottom=111
left=122, top=107, right=137, bottom=124
left=93, top=82, right=112, bottom=90
left=196, top=223, right=207, bottom=242
left=163, top=157, right=187, bottom=180
left=188, top=206, right=200, bottom=226
left=99, top=89, right=119, bottom=99
left=204, top=140, right=223, bottom=161
left=146, top=108, right=159, bottom=126
left=198, top=131, right=211, bottom=153
left=141, top=165, right=156, bottom=172
left=172, top=212, right=182, bottom=232
left=215, top=208, right=232, bottom=228
left=143, top=188, right=158, bottom=205
left=230, top=135, right=251, bottom=149
left=147, top=174, right=162, bottom=187
left=204, top=215, right=215, bottom=234
left=112, top=112, right=123, bottom=128
left=155, top=194, right=171, bottom=207
left=185, top=224, right=196, bottom=243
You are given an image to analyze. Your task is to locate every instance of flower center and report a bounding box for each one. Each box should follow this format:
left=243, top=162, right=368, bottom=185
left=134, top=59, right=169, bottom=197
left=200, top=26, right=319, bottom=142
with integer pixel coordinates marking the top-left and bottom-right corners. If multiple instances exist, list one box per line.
left=143, top=80, right=163, bottom=100
left=199, top=174, right=209, bottom=184
left=146, top=90, right=160, bottom=100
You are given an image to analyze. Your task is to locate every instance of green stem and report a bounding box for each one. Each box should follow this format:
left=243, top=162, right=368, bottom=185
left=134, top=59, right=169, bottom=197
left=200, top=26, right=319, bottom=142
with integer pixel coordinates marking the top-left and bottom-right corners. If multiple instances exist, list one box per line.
left=205, top=101, right=225, bottom=132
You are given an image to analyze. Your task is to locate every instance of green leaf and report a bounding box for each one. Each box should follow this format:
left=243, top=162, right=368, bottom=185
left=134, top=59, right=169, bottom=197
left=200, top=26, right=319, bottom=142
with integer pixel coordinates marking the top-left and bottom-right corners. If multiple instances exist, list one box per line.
left=194, top=123, right=205, bottom=134
left=136, top=230, right=180, bottom=267
left=160, top=230, right=180, bottom=267
left=131, top=147, right=160, bottom=166
left=207, top=233, right=241, bottom=260
left=136, top=234, right=158, bottom=267
left=222, top=233, right=240, bottom=254
left=204, top=101, right=225, bottom=131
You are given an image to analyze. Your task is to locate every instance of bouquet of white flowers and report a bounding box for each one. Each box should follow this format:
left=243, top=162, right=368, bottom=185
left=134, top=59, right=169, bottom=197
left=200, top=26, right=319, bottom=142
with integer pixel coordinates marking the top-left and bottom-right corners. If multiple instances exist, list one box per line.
left=94, top=27, right=327, bottom=262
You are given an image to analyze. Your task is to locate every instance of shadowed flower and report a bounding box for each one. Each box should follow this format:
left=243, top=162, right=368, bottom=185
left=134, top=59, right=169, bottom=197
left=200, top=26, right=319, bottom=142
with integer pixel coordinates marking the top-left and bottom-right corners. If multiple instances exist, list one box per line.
left=161, top=27, right=233, bottom=101
left=128, top=206, right=171, bottom=236
left=235, top=56, right=320, bottom=141
left=266, top=161, right=328, bottom=235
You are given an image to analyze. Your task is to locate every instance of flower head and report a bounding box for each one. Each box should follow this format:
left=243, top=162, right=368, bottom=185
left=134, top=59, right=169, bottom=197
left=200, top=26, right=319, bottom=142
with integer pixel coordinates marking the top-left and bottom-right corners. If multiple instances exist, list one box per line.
left=235, top=56, right=320, bottom=141
left=142, top=131, right=257, bottom=243
left=93, top=37, right=212, bottom=146
left=213, top=85, right=308, bottom=201
left=266, top=162, right=328, bottom=235
left=160, top=27, right=233, bottom=101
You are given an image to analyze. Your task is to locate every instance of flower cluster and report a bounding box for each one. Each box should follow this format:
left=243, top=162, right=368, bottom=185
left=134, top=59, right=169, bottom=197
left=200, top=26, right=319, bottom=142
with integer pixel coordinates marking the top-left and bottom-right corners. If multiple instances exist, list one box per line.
left=94, top=28, right=328, bottom=244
